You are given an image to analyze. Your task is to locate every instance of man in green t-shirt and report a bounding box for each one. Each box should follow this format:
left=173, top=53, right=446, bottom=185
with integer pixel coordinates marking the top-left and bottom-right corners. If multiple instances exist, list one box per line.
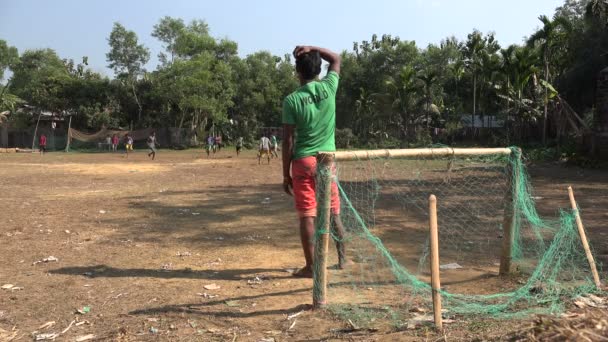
left=282, top=46, right=350, bottom=278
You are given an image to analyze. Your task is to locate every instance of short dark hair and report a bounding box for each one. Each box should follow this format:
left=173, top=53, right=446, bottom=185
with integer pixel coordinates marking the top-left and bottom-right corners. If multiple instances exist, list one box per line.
left=296, top=51, right=322, bottom=80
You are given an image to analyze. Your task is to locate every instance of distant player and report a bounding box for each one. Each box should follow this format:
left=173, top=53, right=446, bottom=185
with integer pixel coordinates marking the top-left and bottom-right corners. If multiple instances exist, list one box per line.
left=270, top=134, right=279, bottom=159
left=147, top=131, right=157, bottom=160
left=105, top=135, right=112, bottom=152
left=111, top=134, right=119, bottom=152
left=125, top=134, right=134, bottom=158
left=282, top=45, right=350, bottom=278
left=206, top=135, right=215, bottom=157
left=236, top=136, right=244, bottom=156
left=215, top=134, right=222, bottom=152
left=258, top=134, right=271, bottom=165
left=39, top=134, right=47, bottom=155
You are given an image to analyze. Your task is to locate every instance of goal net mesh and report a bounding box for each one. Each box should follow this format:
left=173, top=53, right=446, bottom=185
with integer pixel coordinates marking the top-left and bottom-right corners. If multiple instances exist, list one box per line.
left=313, top=147, right=599, bottom=329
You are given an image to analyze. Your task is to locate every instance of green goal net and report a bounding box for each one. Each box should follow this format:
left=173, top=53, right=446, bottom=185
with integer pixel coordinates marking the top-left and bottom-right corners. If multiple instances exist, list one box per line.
left=313, top=147, right=600, bottom=329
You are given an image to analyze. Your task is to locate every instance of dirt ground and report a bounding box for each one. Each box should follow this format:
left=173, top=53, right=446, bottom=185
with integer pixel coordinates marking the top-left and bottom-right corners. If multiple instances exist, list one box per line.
left=0, top=149, right=607, bottom=341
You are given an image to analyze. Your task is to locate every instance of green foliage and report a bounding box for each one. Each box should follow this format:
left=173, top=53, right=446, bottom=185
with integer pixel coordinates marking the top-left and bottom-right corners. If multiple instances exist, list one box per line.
left=0, top=40, right=19, bottom=81
left=526, top=147, right=559, bottom=161
left=106, top=22, right=150, bottom=122
left=10, top=49, right=72, bottom=111
left=152, top=16, right=186, bottom=65
left=0, top=92, right=22, bottom=110
left=2, top=1, right=607, bottom=153
left=231, top=52, right=297, bottom=138
left=587, top=0, right=608, bottom=23
left=335, top=128, right=357, bottom=148
left=106, top=23, right=150, bottom=77
left=149, top=17, right=243, bottom=141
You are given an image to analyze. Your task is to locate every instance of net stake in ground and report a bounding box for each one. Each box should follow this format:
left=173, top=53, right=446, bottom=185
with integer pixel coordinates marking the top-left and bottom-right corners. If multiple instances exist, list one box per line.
left=568, top=186, right=601, bottom=290
left=313, top=153, right=333, bottom=308
left=429, top=194, right=443, bottom=331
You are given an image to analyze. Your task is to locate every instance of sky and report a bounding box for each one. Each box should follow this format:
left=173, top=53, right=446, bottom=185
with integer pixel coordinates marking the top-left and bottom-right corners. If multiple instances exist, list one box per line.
left=1, top=0, right=565, bottom=76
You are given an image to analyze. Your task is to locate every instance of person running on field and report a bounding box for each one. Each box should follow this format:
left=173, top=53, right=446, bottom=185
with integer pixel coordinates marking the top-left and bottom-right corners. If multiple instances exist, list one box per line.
left=111, top=134, right=119, bottom=152
left=206, top=135, right=215, bottom=157
left=236, top=136, right=244, bottom=156
left=215, top=134, right=222, bottom=152
left=39, top=134, right=47, bottom=155
left=125, top=134, right=134, bottom=158
left=258, top=134, right=271, bottom=165
left=270, top=134, right=279, bottom=159
left=147, top=132, right=158, bottom=160
left=282, top=46, right=350, bottom=278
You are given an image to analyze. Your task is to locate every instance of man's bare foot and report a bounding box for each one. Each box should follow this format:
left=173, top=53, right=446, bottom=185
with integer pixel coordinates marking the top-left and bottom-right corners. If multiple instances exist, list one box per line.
left=292, top=266, right=313, bottom=278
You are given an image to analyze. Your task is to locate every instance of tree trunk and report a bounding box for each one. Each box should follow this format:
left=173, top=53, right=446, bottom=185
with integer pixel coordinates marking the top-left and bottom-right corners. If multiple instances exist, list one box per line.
left=31, top=111, right=43, bottom=150
left=472, top=74, right=477, bottom=138
left=402, top=112, right=409, bottom=144
left=517, top=90, right=523, bottom=143
left=177, top=111, right=186, bottom=145
left=480, top=80, right=485, bottom=130
left=201, top=117, right=208, bottom=137
left=542, top=60, right=549, bottom=146
left=556, top=105, right=564, bottom=155
left=65, top=116, right=72, bottom=152
left=191, top=110, right=201, bottom=146
left=130, top=81, right=143, bottom=123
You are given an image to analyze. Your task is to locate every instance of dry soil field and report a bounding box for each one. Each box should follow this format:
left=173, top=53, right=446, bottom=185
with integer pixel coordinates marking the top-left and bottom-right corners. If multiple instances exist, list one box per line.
left=1, top=149, right=607, bottom=341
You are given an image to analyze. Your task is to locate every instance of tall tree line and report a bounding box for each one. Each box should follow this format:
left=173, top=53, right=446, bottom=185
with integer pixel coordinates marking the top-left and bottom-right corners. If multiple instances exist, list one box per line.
left=1, top=0, right=607, bottom=147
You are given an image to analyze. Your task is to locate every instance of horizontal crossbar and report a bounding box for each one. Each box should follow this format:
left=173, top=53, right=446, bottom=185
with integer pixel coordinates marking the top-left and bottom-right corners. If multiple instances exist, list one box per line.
left=319, top=147, right=512, bottom=161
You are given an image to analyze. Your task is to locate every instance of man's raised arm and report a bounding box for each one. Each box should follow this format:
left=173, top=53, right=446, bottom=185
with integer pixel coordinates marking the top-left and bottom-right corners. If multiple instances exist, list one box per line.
left=293, top=46, right=341, bottom=75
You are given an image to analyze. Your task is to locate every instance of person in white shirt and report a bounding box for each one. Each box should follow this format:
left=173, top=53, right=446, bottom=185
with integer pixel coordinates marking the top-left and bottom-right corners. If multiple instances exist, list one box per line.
left=105, top=135, right=112, bottom=152
left=147, top=132, right=158, bottom=160
left=258, top=134, right=271, bottom=165
left=236, top=136, right=244, bottom=156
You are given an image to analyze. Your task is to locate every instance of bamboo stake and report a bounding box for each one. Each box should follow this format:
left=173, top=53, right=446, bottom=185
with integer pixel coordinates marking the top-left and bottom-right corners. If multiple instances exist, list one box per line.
left=324, top=147, right=511, bottom=161
left=313, top=153, right=333, bottom=308
left=500, top=150, right=520, bottom=275
left=568, top=186, right=601, bottom=289
left=429, top=195, right=443, bottom=331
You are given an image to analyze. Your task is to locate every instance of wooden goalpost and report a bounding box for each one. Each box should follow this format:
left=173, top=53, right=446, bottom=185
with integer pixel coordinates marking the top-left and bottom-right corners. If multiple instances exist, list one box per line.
left=313, top=147, right=519, bottom=308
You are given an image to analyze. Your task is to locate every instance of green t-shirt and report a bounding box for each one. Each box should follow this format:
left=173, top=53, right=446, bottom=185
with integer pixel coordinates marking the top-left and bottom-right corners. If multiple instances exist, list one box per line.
left=282, top=71, right=339, bottom=160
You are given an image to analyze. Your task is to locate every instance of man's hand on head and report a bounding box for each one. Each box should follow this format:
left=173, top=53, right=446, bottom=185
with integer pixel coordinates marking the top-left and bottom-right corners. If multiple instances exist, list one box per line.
left=293, top=46, right=313, bottom=58
left=293, top=45, right=341, bottom=74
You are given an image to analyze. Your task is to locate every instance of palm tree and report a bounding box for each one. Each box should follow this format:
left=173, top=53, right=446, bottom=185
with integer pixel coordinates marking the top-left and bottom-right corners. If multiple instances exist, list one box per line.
left=508, top=47, right=541, bottom=142
left=500, top=45, right=518, bottom=136
left=527, top=15, right=573, bottom=145
left=417, top=68, right=440, bottom=128
left=464, top=31, right=485, bottom=128
left=354, top=88, right=376, bottom=140
left=477, top=35, right=501, bottom=128
left=587, top=0, right=608, bottom=22
left=383, top=65, right=422, bottom=143
left=0, top=85, right=23, bottom=123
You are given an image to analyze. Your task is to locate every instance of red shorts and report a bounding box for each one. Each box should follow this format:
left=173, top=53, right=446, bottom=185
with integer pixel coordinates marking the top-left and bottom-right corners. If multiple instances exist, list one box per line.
left=292, top=156, right=340, bottom=218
